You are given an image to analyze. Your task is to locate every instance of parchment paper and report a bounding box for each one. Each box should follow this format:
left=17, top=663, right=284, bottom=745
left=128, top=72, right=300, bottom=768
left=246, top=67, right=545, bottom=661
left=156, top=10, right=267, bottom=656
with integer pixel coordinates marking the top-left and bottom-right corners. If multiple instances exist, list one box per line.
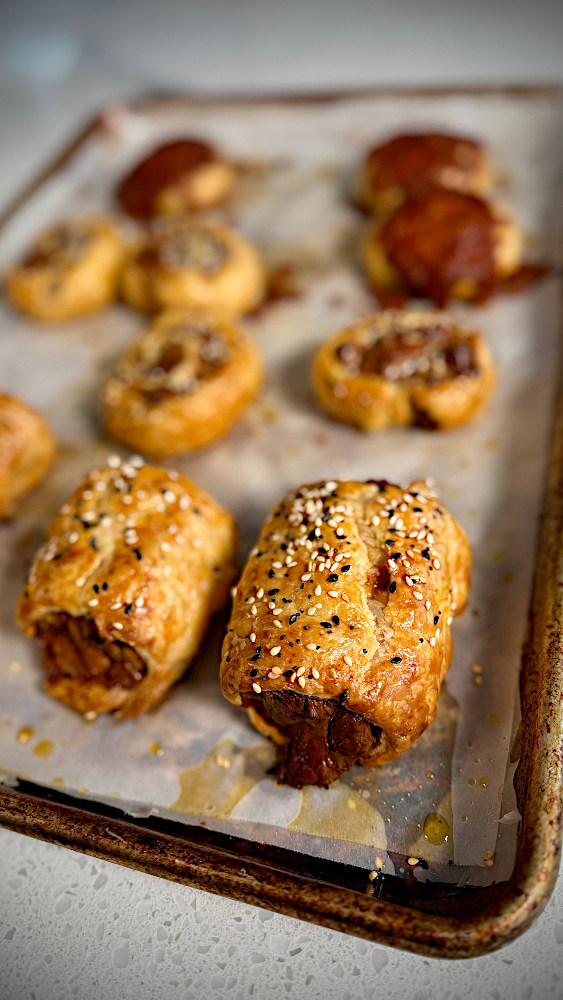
left=0, top=92, right=561, bottom=887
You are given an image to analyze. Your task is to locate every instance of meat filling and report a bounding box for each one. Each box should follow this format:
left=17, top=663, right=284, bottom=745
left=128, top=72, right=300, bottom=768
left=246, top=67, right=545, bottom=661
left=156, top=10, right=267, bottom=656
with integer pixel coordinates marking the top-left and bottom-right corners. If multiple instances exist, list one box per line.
left=337, top=325, right=477, bottom=383
left=37, top=612, right=147, bottom=690
left=124, top=323, right=230, bottom=404
left=243, top=690, right=382, bottom=788
left=117, top=139, right=216, bottom=219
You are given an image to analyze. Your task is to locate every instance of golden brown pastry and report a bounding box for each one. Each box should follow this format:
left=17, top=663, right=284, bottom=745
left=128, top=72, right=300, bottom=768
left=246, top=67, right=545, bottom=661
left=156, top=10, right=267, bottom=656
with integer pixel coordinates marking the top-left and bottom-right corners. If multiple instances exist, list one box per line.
left=220, top=479, right=470, bottom=787
left=363, top=191, right=522, bottom=307
left=17, top=459, right=237, bottom=718
left=0, top=393, right=55, bottom=518
left=312, top=310, right=495, bottom=431
left=355, top=132, right=491, bottom=215
left=101, top=307, right=263, bottom=458
left=117, top=138, right=236, bottom=218
left=5, top=218, right=125, bottom=322
left=121, top=217, right=265, bottom=316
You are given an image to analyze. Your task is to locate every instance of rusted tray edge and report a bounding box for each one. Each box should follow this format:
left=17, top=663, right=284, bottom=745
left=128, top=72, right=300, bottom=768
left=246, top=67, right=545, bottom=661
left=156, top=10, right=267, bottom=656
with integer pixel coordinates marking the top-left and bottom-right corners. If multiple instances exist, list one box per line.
left=0, top=86, right=562, bottom=959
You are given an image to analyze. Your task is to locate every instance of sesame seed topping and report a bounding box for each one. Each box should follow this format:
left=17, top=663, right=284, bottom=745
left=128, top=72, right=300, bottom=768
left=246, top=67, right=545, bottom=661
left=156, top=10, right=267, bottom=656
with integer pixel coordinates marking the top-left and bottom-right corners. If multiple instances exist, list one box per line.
left=252, top=682, right=262, bottom=694
left=270, top=646, right=281, bottom=656
left=327, top=591, right=339, bottom=598
left=113, top=622, right=123, bottom=630
left=429, top=637, right=437, bottom=647
left=305, top=643, right=317, bottom=651
left=314, top=585, right=322, bottom=597
left=433, top=558, right=441, bottom=569
left=163, top=490, right=176, bottom=503
left=87, top=598, right=98, bottom=607
left=413, top=590, right=424, bottom=600
left=425, top=600, right=432, bottom=610
left=75, top=576, right=86, bottom=587
left=307, top=607, right=316, bottom=616
left=301, top=573, right=311, bottom=582
left=250, top=632, right=256, bottom=643
left=344, top=654, right=353, bottom=667
left=312, top=667, right=320, bottom=679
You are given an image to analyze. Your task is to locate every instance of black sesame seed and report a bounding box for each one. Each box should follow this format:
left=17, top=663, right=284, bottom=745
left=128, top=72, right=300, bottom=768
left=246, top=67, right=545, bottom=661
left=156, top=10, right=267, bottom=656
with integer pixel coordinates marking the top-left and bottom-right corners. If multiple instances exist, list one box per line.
left=389, top=581, right=397, bottom=593
left=328, top=573, right=338, bottom=582
left=320, top=621, right=332, bottom=628
left=332, top=615, right=340, bottom=625
left=282, top=598, right=292, bottom=603
left=268, top=569, right=275, bottom=578
left=283, top=670, right=293, bottom=678
left=89, top=537, right=98, bottom=550
left=341, top=565, right=351, bottom=573
left=391, top=656, right=402, bottom=663
left=268, top=588, right=279, bottom=595
left=390, top=552, right=401, bottom=560
left=102, top=582, right=109, bottom=591
left=250, top=653, right=261, bottom=662
left=434, top=615, right=439, bottom=625
left=308, top=529, right=317, bottom=542
left=295, top=639, right=301, bottom=644
left=362, top=648, right=368, bottom=654
left=289, top=613, right=299, bottom=625
left=125, top=604, right=133, bottom=615
left=250, top=668, right=259, bottom=677
left=133, top=548, right=142, bottom=560
left=385, top=539, right=394, bottom=546
left=413, top=506, right=422, bottom=512
left=339, top=689, right=349, bottom=704
left=422, top=548, right=430, bottom=560
left=93, top=584, right=100, bottom=594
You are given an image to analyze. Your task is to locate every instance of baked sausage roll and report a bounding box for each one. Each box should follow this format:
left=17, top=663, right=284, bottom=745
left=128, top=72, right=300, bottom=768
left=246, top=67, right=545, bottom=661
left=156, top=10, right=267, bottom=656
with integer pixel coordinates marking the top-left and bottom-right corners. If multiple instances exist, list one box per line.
left=0, top=393, right=55, bottom=519
left=363, top=191, right=522, bottom=306
left=121, top=217, right=265, bottom=316
left=220, top=479, right=470, bottom=788
left=312, top=310, right=495, bottom=431
left=17, top=459, right=238, bottom=718
left=101, top=307, right=263, bottom=458
left=355, top=132, right=491, bottom=215
left=117, top=138, right=236, bottom=219
left=5, top=218, right=125, bottom=322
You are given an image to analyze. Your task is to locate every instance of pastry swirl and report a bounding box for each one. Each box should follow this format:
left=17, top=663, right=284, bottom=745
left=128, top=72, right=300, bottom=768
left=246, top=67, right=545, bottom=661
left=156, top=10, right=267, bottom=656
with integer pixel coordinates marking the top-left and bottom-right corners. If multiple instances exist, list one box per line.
left=5, top=218, right=125, bottom=322
left=220, top=479, right=470, bottom=787
left=101, top=307, right=263, bottom=458
left=312, top=310, right=495, bottom=430
left=0, top=393, right=55, bottom=518
left=121, top=217, right=265, bottom=315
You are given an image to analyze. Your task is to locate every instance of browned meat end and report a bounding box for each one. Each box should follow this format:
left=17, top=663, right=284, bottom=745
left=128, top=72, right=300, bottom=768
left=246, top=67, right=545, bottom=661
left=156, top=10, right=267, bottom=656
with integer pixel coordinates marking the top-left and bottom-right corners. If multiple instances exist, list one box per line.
left=36, top=612, right=147, bottom=690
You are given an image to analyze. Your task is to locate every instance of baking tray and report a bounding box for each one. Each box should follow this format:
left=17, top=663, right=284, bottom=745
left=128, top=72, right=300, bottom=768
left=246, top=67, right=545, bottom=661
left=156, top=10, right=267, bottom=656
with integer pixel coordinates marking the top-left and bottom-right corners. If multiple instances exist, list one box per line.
left=0, top=86, right=562, bottom=958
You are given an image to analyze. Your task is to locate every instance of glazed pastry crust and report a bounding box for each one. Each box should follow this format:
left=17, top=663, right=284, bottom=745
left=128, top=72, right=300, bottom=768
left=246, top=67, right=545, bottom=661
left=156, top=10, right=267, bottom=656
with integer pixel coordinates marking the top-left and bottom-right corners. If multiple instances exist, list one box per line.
left=5, top=218, right=125, bottom=322
left=117, top=138, right=236, bottom=218
left=312, top=310, right=495, bottom=431
left=355, top=132, right=491, bottom=215
left=17, top=460, right=238, bottom=718
left=363, top=192, right=522, bottom=305
left=0, top=393, right=55, bottom=518
left=101, top=308, right=263, bottom=458
left=121, top=218, right=265, bottom=315
left=220, top=479, right=470, bottom=784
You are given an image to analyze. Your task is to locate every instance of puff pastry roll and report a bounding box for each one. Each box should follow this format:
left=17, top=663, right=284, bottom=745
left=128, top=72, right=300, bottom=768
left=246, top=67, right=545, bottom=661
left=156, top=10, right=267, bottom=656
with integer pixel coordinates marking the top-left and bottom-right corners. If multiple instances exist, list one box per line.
left=355, top=132, right=491, bottom=215
left=17, top=459, right=237, bottom=718
left=0, top=393, right=55, bottom=519
left=117, top=138, right=236, bottom=218
left=5, top=218, right=125, bottom=322
left=121, top=217, right=265, bottom=315
left=220, top=479, right=470, bottom=788
left=364, top=191, right=522, bottom=306
left=101, top=307, right=263, bottom=458
left=312, top=310, right=495, bottom=431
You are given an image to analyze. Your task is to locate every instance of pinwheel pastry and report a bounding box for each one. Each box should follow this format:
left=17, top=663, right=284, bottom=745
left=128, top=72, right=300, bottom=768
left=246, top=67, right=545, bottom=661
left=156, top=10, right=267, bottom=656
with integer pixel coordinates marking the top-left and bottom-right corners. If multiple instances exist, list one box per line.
left=117, top=138, right=236, bottom=218
left=101, top=307, right=263, bottom=458
left=312, top=309, right=495, bottom=431
left=5, top=218, right=125, bottom=322
left=0, top=393, right=55, bottom=519
left=220, top=478, right=470, bottom=788
left=17, top=459, right=238, bottom=718
left=355, top=132, right=491, bottom=215
left=363, top=190, right=522, bottom=306
left=121, top=217, right=265, bottom=315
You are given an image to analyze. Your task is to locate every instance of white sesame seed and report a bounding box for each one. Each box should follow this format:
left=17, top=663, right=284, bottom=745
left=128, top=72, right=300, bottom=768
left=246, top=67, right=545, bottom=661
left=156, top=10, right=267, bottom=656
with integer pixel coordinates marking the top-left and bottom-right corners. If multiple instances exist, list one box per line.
left=305, top=643, right=317, bottom=651
left=163, top=490, right=176, bottom=503
left=314, top=585, right=322, bottom=597
left=108, top=455, right=121, bottom=468
left=68, top=532, right=79, bottom=544
left=290, top=672, right=297, bottom=683
left=272, top=561, right=282, bottom=569
left=179, top=495, right=191, bottom=510
left=405, top=575, right=414, bottom=587
left=113, top=622, right=123, bottom=630
left=256, top=588, right=264, bottom=599
left=408, top=857, right=419, bottom=866
left=270, top=666, right=282, bottom=676
left=252, top=682, right=262, bottom=694
left=433, top=558, right=441, bottom=569
left=312, top=668, right=320, bottom=680
left=230, top=586, right=237, bottom=599
left=429, top=637, right=437, bottom=647
left=272, top=608, right=282, bottom=616
left=425, top=600, right=432, bottom=610
left=344, top=654, right=353, bottom=667
left=160, top=541, right=171, bottom=552
left=307, top=607, right=316, bottom=616
left=270, top=646, right=281, bottom=656
left=135, top=597, right=144, bottom=608
left=110, top=602, right=121, bottom=610
left=268, top=601, right=276, bottom=610
left=251, top=605, right=258, bottom=616
left=274, top=620, right=282, bottom=628
left=341, top=593, right=350, bottom=603
left=413, top=591, right=424, bottom=600
left=75, top=576, right=86, bottom=588
left=250, top=632, right=256, bottom=643
left=87, top=598, right=99, bottom=607
left=298, top=676, right=306, bottom=688
left=328, top=591, right=339, bottom=598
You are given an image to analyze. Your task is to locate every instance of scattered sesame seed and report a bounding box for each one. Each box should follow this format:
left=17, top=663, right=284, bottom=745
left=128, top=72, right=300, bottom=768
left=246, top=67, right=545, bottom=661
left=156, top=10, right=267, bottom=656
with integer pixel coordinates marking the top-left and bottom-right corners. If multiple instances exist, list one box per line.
left=429, top=637, right=437, bottom=647
left=307, top=607, right=316, bottom=616
left=314, top=585, right=322, bottom=597
left=298, top=676, right=306, bottom=688
left=250, top=633, right=256, bottom=643
left=163, top=490, right=176, bottom=503
left=344, top=654, right=353, bottom=667
left=270, top=646, right=281, bottom=656
left=305, top=643, right=317, bottom=651
left=252, top=682, right=262, bottom=694
left=327, top=590, right=339, bottom=598
left=413, top=591, right=423, bottom=600
left=75, top=576, right=86, bottom=588
left=433, top=558, right=441, bottom=570
left=113, top=622, right=123, bottom=630
left=407, top=857, right=419, bottom=866
left=87, top=598, right=99, bottom=607
left=425, top=600, right=432, bottom=610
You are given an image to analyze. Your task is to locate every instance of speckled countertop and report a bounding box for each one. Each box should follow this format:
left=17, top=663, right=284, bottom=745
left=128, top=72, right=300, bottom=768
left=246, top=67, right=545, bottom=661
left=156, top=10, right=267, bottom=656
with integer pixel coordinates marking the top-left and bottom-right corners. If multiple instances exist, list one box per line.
left=1, top=2, right=562, bottom=998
